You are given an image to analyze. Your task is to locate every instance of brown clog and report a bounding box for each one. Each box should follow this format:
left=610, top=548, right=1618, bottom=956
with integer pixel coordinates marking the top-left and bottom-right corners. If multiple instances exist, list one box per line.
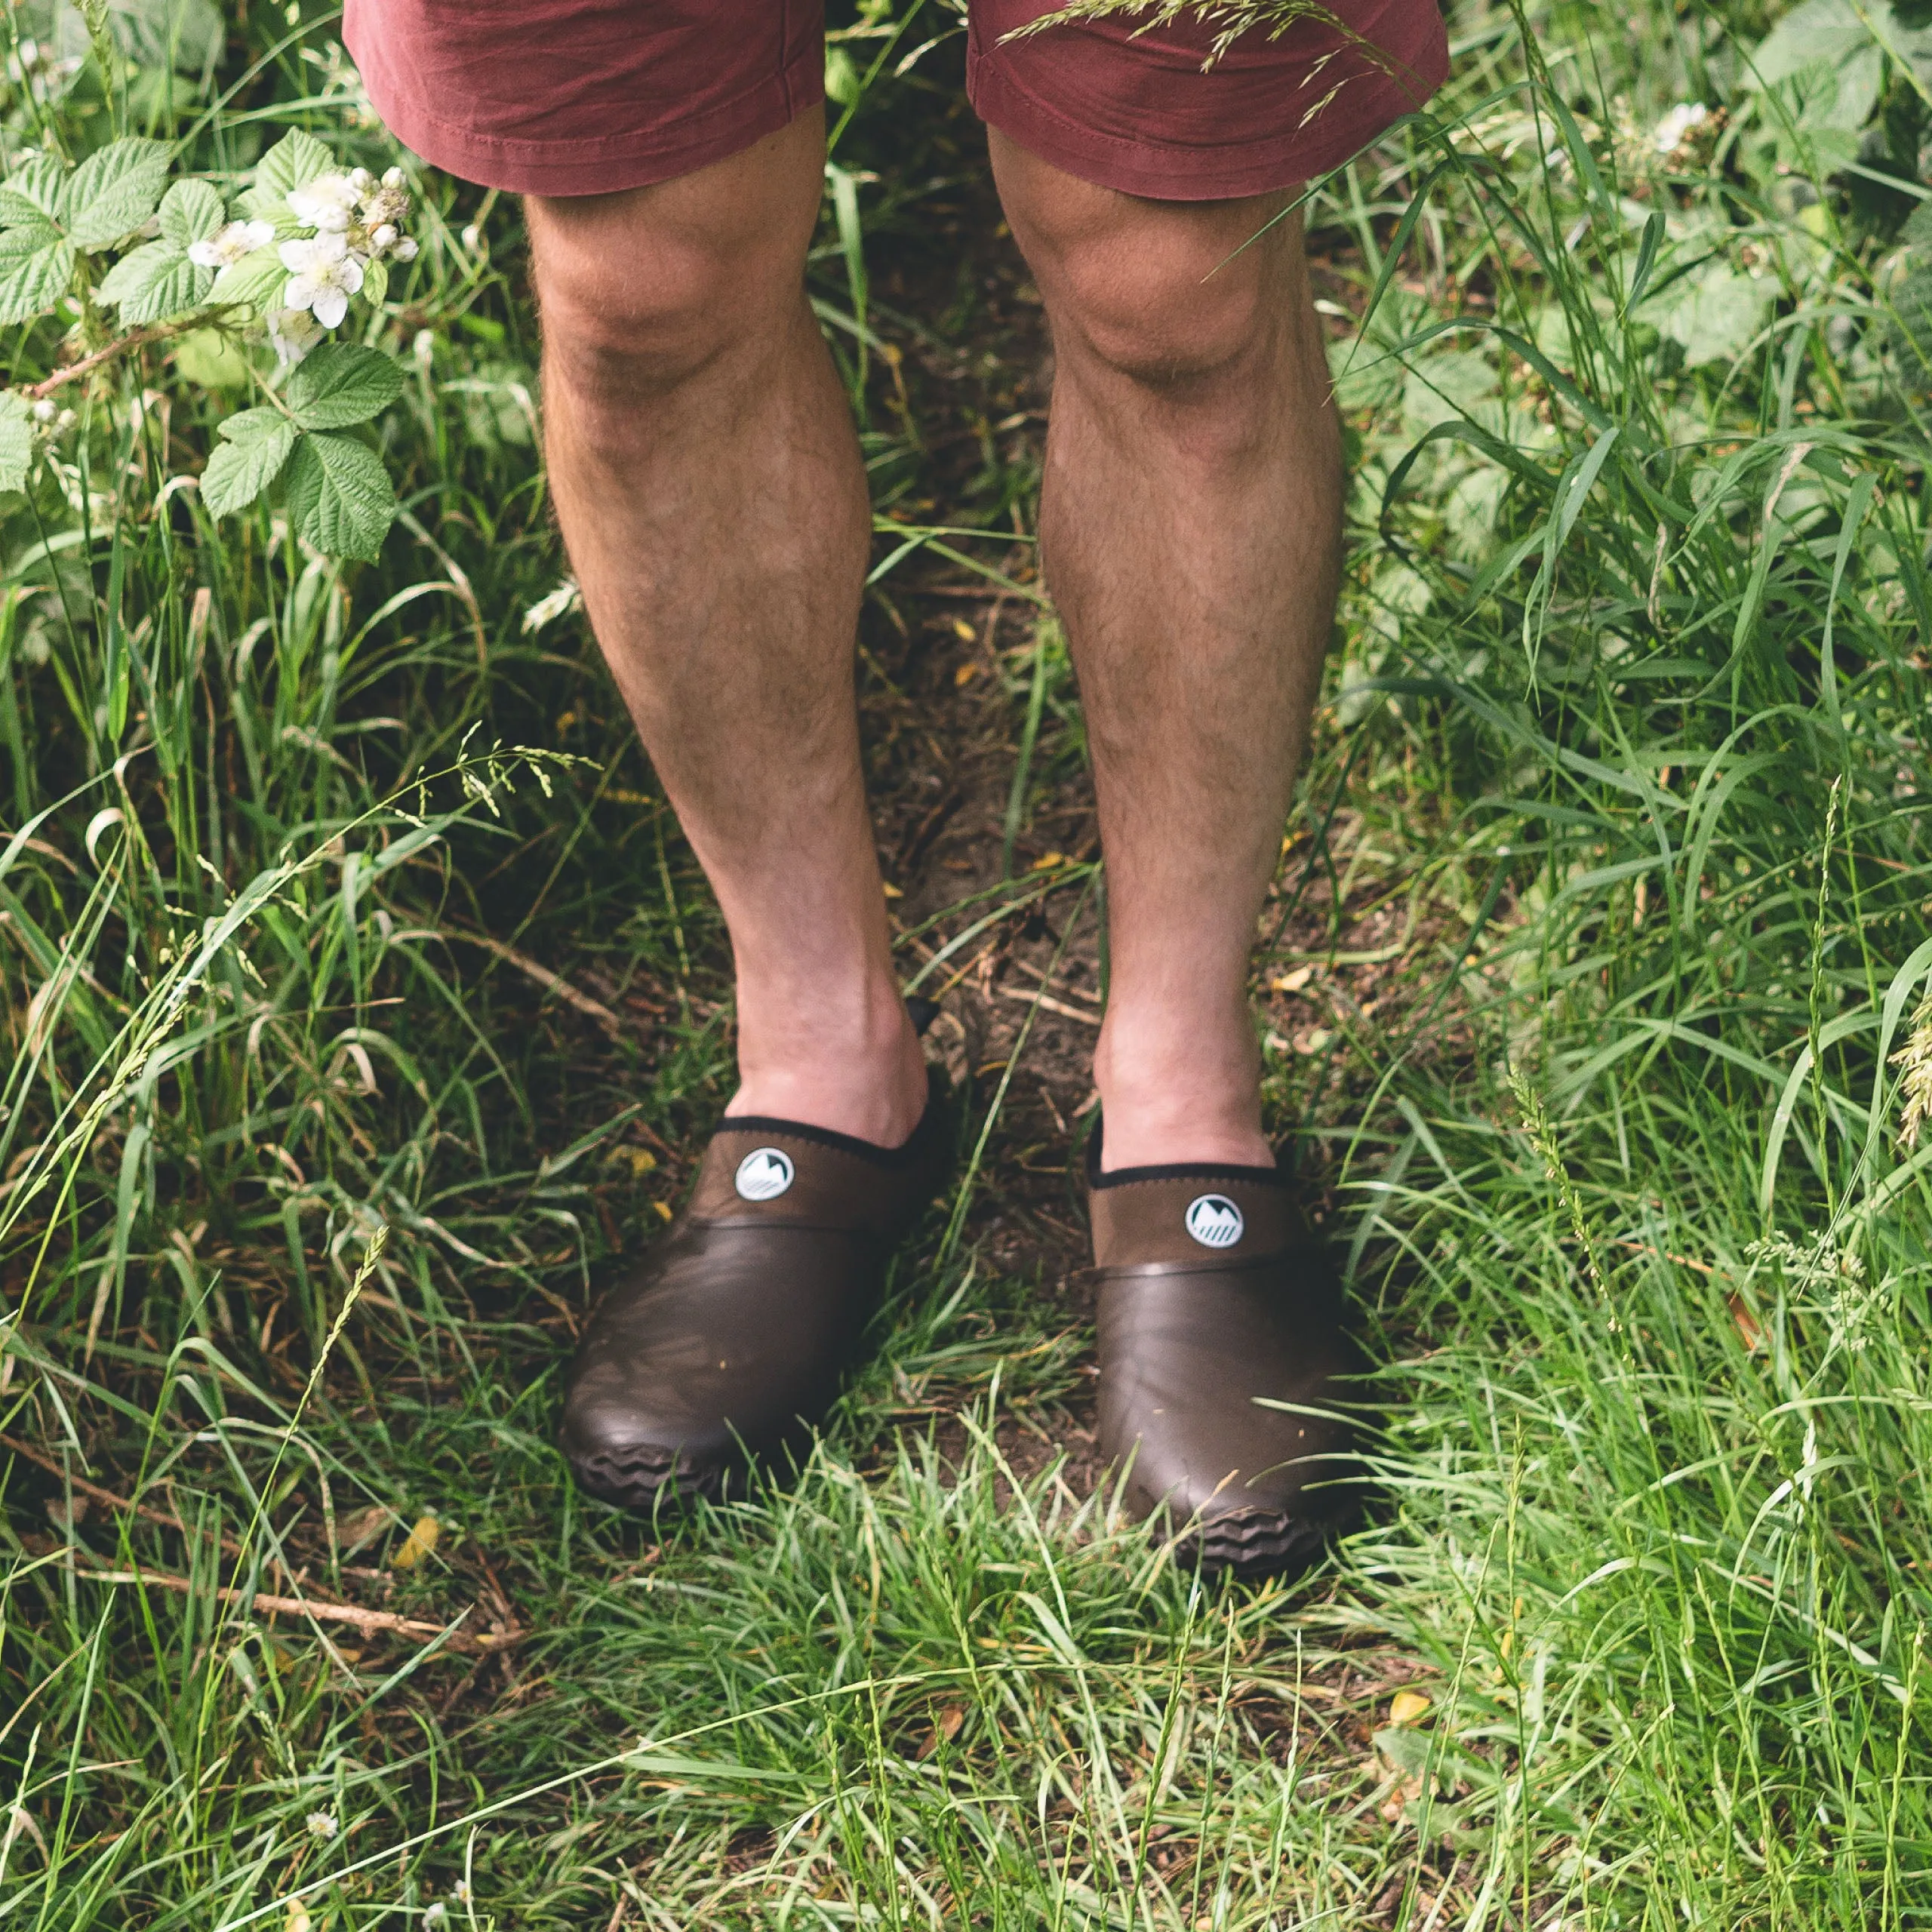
left=1088, top=1133, right=1366, bottom=1575
left=561, top=1069, right=953, bottom=1509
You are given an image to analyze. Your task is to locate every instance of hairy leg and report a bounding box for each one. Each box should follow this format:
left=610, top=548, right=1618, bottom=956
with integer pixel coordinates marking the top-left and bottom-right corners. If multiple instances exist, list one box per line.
left=989, top=134, right=1343, bottom=1171
left=529, top=108, right=926, bottom=1145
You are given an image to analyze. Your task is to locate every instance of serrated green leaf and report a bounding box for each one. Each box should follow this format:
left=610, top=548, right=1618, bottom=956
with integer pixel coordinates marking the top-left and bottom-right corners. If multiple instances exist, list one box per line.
left=202, top=413, right=297, bottom=517
left=0, top=228, right=75, bottom=325
left=97, top=238, right=213, bottom=323
left=288, top=343, right=405, bottom=431
left=234, top=191, right=306, bottom=240
left=0, top=390, right=34, bottom=494
left=1647, top=263, right=1774, bottom=368
left=97, top=238, right=168, bottom=303
left=217, top=405, right=292, bottom=445
left=64, top=137, right=170, bottom=251
left=255, top=130, right=335, bottom=211
left=358, top=256, right=387, bottom=310
left=0, top=156, right=70, bottom=231
left=0, top=194, right=59, bottom=235
left=208, top=246, right=287, bottom=315
left=158, top=178, right=225, bottom=251
left=285, top=431, right=396, bottom=560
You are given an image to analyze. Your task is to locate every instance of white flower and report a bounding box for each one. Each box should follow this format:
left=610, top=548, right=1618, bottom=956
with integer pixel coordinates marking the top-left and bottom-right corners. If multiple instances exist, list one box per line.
left=288, top=173, right=361, bottom=232
left=1652, top=101, right=1709, bottom=155
left=423, top=1906, right=448, bottom=1927
left=451, top=1881, right=472, bottom=1904
left=348, top=167, right=374, bottom=195
left=267, top=306, right=324, bottom=367
left=305, top=1810, right=338, bottom=1840
left=278, top=233, right=364, bottom=330
left=189, top=218, right=275, bottom=270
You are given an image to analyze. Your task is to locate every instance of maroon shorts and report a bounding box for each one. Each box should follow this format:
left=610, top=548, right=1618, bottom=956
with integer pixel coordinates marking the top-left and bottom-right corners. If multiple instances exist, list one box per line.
left=343, top=1, right=1447, bottom=203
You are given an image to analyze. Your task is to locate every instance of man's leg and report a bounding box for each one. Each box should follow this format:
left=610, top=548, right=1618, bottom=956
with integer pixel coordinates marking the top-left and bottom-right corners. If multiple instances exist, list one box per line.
left=988, top=133, right=1343, bottom=1171
left=530, top=106, right=927, bottom=1148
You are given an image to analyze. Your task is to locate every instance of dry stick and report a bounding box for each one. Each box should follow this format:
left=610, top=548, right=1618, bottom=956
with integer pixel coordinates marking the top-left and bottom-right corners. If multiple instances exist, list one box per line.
left=993, top=983, right=1102, bottom=1027
left=439, top=928, right=624, bottom=1035
left=21, top=325, right=174, bottom=400
left=64, top=1560, right=518, bottom=1655
left=4, top=1432, right=525, bottom=1647
left=0, top=1429, right=247, bottom=1561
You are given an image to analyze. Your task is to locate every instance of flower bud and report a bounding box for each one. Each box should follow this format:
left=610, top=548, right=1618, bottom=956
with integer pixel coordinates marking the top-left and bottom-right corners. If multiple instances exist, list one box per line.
left=32, top=397, right=55, bottom=422
left=393, top=236, right=419, bottom=261
left=383, top=167, right=405, bottom=189
left=371, top=223, right=398, bottom=251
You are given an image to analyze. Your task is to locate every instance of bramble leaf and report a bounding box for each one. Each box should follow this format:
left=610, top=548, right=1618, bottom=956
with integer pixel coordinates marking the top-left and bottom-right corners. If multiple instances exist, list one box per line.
left=0, top=156, right=69, bottom=232
left=201, top=408, right=297, bottom=516
left=64, top=137, right=170, bottom=251
left=0, top=390, right=34, bottom=494
left=1648, top=263, right=1774, bottom=368
left=359, top=256, right=388, bottom=310
left=285, top=430, right=396, bottom=560
left=288, top=343, right=405, bottom=430
left=244, top=130, right=334, bottom=230
left=208, top=246, right=287, bottom=315
left=158, top=178, right=226, bottom=251
left=0, top=227, right=75, bottom=325
left=216, top=405, right=288, bottom=440
left=97, top=238, right=213, bottom=323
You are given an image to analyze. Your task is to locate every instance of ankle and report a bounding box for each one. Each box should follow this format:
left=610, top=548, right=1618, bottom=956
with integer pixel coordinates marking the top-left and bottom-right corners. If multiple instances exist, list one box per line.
left=1092, top=1013, right=1272, bottom=1172
left=729, top=986, right=928, bottom=1147
left=1096, top=1105, right=1273, bottom=1174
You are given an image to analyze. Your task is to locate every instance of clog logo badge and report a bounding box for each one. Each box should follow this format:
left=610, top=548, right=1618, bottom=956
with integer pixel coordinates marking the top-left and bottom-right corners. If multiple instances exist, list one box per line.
left=735, top=1147, right=795, bottom=1201
left=1184, top=1193, right=1244, bottom=1249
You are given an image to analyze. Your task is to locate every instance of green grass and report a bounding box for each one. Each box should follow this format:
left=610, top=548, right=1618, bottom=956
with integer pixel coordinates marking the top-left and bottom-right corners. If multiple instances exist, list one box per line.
left=7, top=0, right=1932, bottom=1924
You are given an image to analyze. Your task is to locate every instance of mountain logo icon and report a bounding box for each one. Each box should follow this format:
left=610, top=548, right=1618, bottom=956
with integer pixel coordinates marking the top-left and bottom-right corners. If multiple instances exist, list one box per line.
left=734, top=1147, right=795, bottom=1201
left=1184, top=1194, right=1244, bottom=1249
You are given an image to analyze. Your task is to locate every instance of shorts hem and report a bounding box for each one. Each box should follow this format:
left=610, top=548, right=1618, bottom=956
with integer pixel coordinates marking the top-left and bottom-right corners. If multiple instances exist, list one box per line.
left=966, top=8, right=1447, bottom=201
left=345, top=17, right=825, bottom=197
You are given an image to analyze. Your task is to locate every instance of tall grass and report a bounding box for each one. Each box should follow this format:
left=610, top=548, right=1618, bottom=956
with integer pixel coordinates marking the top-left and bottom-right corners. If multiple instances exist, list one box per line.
left=5, top=0, right=1932, bottom=1924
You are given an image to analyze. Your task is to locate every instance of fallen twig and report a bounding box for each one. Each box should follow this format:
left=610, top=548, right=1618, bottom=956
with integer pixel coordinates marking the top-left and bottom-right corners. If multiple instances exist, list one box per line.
left=0, top=1431, right=246, bottom=1561
left=995, top=984, right=1102, bottom=1027
left=66, top=1558, right=520, bottom=1655
left=441, top=928, right=625, bottom=1035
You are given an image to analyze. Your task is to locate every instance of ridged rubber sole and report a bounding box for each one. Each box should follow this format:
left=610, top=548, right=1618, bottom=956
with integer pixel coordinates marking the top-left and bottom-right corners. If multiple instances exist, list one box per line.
left=565, top=1438, right=733, bottom=1513
left=1177, top=1504, right=1335, bottom=1579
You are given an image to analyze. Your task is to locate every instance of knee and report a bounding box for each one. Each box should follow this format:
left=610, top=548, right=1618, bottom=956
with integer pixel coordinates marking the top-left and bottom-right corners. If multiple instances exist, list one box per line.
left=1051, top=245, right=1281, bottom=392
left=537, top=232, right=771, bottom=411
left=531, top=187, right=809, bottom=420
left=993, top=135, right=1304, bottom=396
